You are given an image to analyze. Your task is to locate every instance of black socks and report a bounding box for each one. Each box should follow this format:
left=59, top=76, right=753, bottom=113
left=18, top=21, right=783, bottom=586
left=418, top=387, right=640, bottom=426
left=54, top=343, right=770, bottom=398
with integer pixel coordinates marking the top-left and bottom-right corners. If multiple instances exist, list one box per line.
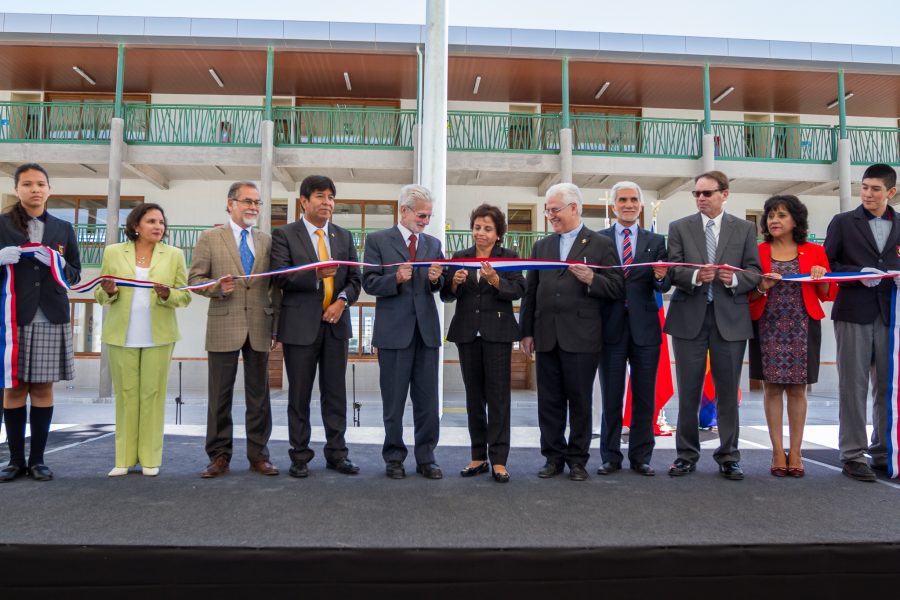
left=4, top=406, right=27, bottom=467
left=27, top=405, right=53, bottom=467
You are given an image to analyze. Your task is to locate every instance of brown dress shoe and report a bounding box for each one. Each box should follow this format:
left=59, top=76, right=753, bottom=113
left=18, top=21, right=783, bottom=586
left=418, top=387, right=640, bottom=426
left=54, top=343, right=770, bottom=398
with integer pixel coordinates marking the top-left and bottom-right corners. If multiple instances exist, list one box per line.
left=249, top=459, right=279, bottom=476
left=200, top=455, right=230, bottom=479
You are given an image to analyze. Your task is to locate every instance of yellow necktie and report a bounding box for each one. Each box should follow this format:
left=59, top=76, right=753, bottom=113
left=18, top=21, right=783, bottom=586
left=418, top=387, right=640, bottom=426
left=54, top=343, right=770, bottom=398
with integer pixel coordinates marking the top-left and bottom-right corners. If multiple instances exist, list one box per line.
left=315, top=228, right=333, bottom=310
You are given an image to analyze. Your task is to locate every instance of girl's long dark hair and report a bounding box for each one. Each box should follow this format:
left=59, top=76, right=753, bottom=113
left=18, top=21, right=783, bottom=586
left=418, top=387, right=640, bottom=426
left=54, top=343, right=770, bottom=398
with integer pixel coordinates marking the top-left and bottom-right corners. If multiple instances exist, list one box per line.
left=6, top=163, right=50, bottom=235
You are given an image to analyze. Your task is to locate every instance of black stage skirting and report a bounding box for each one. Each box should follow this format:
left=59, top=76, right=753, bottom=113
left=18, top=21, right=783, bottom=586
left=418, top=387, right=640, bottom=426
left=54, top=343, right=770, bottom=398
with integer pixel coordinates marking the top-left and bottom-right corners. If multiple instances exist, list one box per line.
left=1, top=426, right=899, bottom=597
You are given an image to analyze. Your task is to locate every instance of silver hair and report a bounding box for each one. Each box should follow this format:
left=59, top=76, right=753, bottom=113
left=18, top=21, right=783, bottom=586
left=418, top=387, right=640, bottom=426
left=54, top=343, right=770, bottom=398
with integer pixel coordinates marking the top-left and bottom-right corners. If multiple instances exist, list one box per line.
left=544, top=182, right=583, bottom=215
left=398, top=184, right=434, bottom=210
left=610, top=180, right=643, bottom=204
left=227, top=180, right=258, bottom=201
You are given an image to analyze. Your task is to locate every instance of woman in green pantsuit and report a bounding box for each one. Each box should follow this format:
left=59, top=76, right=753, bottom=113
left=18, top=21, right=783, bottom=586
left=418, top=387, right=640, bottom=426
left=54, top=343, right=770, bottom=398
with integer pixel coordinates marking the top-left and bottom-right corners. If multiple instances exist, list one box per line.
left=95, top=203, right=191, bottom=476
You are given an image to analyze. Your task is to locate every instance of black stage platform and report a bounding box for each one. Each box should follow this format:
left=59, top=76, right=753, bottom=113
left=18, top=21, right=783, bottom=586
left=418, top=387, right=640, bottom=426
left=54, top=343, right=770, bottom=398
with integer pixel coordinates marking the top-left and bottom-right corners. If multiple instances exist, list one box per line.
left=1, top=425, right=899, bottom=598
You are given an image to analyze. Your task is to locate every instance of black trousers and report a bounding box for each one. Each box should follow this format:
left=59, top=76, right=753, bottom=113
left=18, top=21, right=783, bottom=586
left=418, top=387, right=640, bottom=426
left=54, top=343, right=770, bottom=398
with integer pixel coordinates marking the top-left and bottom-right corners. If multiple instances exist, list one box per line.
left=598, top=314, right=660, bottom=465
left=536, top=344, right=600, bottom=468
left=206, top=337, right=272, bottom=463
left=378, top=325, right=440, bottom=465
left=283, top=322, right=350, bottom=465
left=457, top=338, right=512, bottom=465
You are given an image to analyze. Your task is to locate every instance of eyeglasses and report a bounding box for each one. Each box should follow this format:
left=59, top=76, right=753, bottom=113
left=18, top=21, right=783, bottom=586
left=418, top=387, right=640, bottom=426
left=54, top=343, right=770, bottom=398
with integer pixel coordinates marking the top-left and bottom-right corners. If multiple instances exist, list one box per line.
left=543, top=202, right=575, bottom=216
left=691, top=189, right=722, bottom=198
left=235, top=199, right=264, bottom=207
left=403, top=207, right=432, bottom=219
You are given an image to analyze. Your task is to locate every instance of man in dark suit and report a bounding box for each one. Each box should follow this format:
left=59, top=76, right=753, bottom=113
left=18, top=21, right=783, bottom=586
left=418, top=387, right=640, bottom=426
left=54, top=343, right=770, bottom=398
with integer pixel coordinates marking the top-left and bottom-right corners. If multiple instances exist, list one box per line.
left=362, top=184, right=446, bottom=480
left=270, top=175, right=361, bottom=478
left=596, top=181, right=670, bottom=477
left=825, top=163, right=899, bottom=482
left=520, top=183, right=623, bottom=481
left=665, top=170, right=761, bottom=480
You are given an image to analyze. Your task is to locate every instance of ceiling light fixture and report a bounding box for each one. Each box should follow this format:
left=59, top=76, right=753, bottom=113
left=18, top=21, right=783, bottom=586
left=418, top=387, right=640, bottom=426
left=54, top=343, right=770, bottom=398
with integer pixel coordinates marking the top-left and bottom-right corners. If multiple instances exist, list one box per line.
left=79, top=164, right=98, bottom=174
left=826, top=92, right=854, bottom=109
left=343, top=72, right=352, bottom=91
left=712, top=86, right=735, bottom=104
left=472, top=75, right=482, bottom=95
left=72, top=66, right=96, bottom=85
left=214, top=165, right=226, bottom=175
left=208, top=68, right=224, bottom=88
left=594, top=81, right=610, bottom=100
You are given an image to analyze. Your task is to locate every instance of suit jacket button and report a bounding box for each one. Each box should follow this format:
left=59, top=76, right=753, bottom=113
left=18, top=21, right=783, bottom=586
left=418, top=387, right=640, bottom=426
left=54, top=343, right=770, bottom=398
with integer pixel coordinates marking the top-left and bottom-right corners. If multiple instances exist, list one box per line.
left=34, top=281, right=40, bottom=286
left=34, top=265, right=39, bottom=271
left=475, top=309, right=480, bottom=314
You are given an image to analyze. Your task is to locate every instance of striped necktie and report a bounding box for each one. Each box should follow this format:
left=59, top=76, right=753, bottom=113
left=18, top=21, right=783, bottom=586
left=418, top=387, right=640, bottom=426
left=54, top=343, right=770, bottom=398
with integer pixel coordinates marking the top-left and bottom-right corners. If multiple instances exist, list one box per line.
left=622, top=227, right=633, bottom=278
left=705, top=219, right=716, bottom=302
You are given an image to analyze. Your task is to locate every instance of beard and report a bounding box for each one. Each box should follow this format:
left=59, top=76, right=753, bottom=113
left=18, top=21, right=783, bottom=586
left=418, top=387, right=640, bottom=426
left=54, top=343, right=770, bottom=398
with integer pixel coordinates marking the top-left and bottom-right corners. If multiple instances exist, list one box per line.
left=241, top=215, right=259, bottom=228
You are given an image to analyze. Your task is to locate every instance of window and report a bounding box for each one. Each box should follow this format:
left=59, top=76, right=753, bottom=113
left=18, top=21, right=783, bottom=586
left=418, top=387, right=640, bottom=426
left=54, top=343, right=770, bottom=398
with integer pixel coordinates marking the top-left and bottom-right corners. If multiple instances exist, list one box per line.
left=348, top=302, right=376, bottom=359
left=47, top=195, right=143, bottom=226
left=71, top=300, right=102, bottom=355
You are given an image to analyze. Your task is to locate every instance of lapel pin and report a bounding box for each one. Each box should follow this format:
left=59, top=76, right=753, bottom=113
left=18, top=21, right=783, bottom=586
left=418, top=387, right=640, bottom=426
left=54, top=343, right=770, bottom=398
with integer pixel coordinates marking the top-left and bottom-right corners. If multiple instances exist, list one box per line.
left=581, top=238, right=587, bottom=244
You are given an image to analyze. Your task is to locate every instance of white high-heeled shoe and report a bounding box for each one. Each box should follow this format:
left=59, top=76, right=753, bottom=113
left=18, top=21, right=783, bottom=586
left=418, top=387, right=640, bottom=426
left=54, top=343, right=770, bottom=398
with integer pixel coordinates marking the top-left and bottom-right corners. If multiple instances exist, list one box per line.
left=142, top=467, right=159, bottom=477
left=108, top=467, right=128, bottom=477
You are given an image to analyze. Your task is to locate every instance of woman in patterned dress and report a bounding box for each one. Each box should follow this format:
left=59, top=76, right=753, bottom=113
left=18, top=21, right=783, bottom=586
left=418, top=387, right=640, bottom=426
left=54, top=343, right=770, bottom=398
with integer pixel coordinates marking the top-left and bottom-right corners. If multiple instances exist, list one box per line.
left=749, top=195, right=836, bottom=478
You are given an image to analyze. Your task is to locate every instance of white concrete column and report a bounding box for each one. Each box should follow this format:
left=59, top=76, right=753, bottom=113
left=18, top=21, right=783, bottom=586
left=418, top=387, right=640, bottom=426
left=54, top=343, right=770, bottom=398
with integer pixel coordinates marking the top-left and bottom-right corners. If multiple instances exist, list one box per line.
left=422, top=0, right=448, bottom=415
left=412, top=123, right=422, bottom=184
left=559, top=128, right=573, bottom=184
left=838, top=138, right=853, bottom=212
left=702, top=133, right=715, bottom=173
left=259, top=120, right=275, bottom=234
left=98, top=117, right=125, bottom=400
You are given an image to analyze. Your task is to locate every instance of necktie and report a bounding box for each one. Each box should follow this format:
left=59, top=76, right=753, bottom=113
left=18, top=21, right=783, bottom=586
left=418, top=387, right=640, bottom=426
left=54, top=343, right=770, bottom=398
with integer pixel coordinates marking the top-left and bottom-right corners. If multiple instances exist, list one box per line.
left=408, top=234, right=417, bottom=261
left=239, top=228, right=254, bottom=276
left=705, top=219, right=716, bottom=302
left=315, top=228, right=333, bottom=310
left=622, top=228, right=633, bottom=279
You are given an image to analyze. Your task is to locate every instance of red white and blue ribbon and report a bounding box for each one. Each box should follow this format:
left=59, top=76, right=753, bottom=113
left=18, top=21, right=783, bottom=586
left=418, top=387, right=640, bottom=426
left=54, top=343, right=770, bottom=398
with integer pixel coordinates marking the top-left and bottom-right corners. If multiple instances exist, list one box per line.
left=0, top=263, right=17, bottom=388
left=888, top=288, right=900, bottom=478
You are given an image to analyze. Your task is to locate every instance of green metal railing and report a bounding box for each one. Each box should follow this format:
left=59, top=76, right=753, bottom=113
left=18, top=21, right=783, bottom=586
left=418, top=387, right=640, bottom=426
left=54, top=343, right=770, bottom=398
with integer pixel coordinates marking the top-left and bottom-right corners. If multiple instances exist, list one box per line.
left=273, top=106, right=416, bottom=148
left=0, top=101, right=114, bottom=143
left=447, top=111, right=561, bottom=153
left=846, top=126, right=900, bottom=165
left=571, top=115, right=702, bottom=158
left=123, top=104, right=263, bottom=146
left=711, top=121, right=835, bottom=163
left=74, top=224, right=210, bottom=267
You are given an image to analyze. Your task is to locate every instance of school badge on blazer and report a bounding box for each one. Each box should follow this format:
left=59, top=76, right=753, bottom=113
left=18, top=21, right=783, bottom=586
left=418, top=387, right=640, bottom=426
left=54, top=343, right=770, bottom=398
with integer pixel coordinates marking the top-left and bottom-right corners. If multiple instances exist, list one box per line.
left=57, top=244, right=65, bottom=255
left=896, top=245, right=900, bottom=257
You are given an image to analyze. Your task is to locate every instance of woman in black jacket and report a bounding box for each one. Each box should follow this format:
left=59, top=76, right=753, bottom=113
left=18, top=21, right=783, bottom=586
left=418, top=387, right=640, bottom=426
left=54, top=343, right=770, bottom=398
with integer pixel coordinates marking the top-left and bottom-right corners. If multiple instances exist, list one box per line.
left=0, top=163, right=81, bottom=482
left=441, top=204, right=525, bottom=482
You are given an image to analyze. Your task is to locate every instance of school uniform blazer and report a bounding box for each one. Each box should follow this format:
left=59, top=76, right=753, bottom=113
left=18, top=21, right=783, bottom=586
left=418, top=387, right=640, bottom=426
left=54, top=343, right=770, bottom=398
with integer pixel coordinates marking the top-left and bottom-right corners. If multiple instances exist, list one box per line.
left=824, top=204, right=900, bottom=325
left=440, top=244, right=526, bottom=344
left=0, top=211, right=81, bottom=324
left=750, top=242, right=837, bottom=321
left=94, top=241, right=192, bottom=346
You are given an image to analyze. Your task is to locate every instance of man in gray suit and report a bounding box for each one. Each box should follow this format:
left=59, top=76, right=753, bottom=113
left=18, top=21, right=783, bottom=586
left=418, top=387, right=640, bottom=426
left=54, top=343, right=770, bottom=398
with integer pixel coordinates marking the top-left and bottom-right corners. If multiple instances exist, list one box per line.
left=664, top=171, right=761, bottom=480
left=363, top=185, right=445, bottom=480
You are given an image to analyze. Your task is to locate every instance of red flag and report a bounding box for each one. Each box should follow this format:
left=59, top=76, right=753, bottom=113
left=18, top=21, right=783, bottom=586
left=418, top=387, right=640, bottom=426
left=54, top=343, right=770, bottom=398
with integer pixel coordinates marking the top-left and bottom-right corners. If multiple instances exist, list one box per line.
left=623, top=306, right=674, bottom=435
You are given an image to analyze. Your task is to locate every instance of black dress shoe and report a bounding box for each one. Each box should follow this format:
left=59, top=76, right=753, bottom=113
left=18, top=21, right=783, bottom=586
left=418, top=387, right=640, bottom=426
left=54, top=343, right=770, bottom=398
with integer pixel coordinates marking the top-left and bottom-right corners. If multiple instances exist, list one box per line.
left=596, top=461, right=622, bottom=475
left=326, top=458, right=360, bottom=475
left=28, top=464, right=53, bottom=481
left=385, top=461, right=406, bottom=479
left=0, top=464, right=27, bottom=483
left=630, top=463, right=655, bottom=476
left=842, top=461, right=876, bottom=482
left=460, top=462, right=489, bottom=477
left=491, top=468, right=510, bottom=483
left=288, top=461, right=309, bottom=478
left=537, top=462, right=564, bottom=478
left=416, top=463, right=443, bottom=479
left=668, top=459, right=696, bottom=477
left=569, top=464, right=589, bottom=481
left=719, top=461, right=744, bottom=480
left=870, top=463, right=888, bottom=473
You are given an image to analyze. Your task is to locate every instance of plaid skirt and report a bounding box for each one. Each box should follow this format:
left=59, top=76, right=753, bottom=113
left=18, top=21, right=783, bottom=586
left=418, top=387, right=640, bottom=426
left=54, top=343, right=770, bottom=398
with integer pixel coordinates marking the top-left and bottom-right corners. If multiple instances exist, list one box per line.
left=17, top=322, right=76, bottom=383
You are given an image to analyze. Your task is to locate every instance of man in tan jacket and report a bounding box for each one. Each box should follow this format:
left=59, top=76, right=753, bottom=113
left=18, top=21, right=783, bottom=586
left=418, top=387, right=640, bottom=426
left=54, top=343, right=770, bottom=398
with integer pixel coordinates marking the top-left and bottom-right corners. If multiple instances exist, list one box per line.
left=189, top=181, right=280, bottom=478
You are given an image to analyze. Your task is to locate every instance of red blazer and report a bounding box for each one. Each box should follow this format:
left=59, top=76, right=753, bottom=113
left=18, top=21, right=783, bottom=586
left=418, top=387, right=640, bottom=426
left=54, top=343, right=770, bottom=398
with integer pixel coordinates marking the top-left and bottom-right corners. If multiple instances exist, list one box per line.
left=750, top=242, right=838, bottom=321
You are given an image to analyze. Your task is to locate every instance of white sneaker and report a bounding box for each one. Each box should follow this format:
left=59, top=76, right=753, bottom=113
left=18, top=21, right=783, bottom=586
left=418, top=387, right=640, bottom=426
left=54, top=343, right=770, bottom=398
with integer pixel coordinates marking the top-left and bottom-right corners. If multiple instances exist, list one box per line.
left=142, top=467, right=159, bottom=477
left=108, top=467, right=128, bottom=477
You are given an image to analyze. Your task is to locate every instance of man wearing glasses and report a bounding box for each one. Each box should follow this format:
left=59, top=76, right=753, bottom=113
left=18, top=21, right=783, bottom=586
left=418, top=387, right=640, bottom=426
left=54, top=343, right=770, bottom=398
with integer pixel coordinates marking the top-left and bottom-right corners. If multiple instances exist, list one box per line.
left=664, top=171, right=761, bottom=480
left=520, top=183, right=623, bottom=481
left=189, top=181, right=280, bottom=479
left=363, top=184, right=446, bottom=480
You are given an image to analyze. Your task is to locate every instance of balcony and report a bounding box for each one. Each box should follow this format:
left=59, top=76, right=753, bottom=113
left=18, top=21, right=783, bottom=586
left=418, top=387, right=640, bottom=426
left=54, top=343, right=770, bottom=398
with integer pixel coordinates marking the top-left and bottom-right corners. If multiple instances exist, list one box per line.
left=123, top=104, right=263, bottom=146
left=74, top=224, right=210, bottom=267
left=571, top=115, right=702, bottom=159
left=273, top=106, right=416, bottom=149
left=847, top=126, right=900, bottom=165
left=711, top=121, right=835, bottom=164
left=0, top=101, right=114, bottom=143
left=447, top=111, right=561, bottom=153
